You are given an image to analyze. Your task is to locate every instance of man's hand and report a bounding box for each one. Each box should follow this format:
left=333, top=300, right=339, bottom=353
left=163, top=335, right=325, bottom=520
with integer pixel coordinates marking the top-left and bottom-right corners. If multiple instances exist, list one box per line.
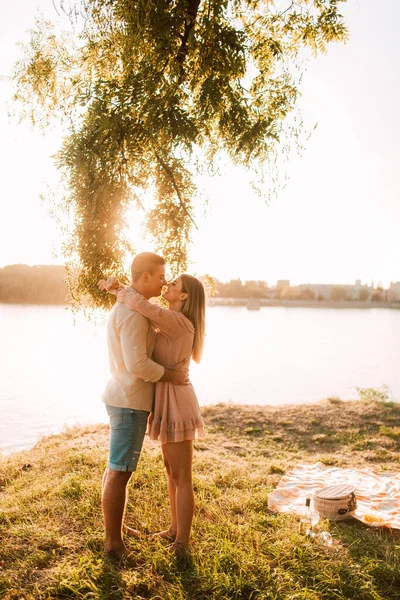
left=160, top=365, right=189, bottom=386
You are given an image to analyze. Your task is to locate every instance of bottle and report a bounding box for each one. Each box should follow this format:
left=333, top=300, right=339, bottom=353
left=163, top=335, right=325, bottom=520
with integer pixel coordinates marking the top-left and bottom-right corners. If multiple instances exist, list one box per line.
left=309, top=502, right=320, bottom=537
left=299, top=498, right=312, bottom=535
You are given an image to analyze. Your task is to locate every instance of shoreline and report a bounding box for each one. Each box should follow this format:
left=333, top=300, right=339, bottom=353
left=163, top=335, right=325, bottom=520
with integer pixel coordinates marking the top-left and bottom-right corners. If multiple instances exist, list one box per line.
left=0, top=398, right=345, bottom=457
left=1, top=299, right=400, bottom=309
left=2, top=396, right=397, bottom=458
left=211, top=298, right=400, bottom=309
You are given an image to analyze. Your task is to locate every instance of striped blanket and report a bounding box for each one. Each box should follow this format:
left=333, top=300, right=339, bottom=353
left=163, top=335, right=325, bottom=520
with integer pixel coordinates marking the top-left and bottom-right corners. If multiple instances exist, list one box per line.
left=267, top=462, right=400, bottom=528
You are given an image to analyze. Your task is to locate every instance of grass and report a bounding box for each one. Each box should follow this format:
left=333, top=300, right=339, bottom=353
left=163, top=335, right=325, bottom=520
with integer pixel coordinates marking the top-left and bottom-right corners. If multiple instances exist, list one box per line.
left=1, top=399, right=400, bottom=599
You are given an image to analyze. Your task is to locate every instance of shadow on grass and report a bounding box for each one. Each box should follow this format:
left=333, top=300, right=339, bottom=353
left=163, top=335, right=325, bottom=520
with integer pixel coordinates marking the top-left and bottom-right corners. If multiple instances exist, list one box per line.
left=174, top=550, right=198, bottom=589
left=96, top=556, right=126, bottom=600
left=330, top=518, right=400, bottom=600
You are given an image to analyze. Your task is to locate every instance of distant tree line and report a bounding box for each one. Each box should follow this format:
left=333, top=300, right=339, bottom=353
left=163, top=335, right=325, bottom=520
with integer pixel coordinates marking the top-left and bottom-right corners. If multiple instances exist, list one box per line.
left=0, top=265, right=67, bottom=304
left=214, top=279, right=269, bottom=299
left=214, top=280, right=393, bottom=302
left=0, top=267, right=395, bottom=305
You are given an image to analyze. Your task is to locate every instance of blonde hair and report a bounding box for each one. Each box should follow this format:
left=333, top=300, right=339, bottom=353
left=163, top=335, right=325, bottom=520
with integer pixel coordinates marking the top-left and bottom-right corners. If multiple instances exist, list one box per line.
left=180, top=274, right=206, bottom=363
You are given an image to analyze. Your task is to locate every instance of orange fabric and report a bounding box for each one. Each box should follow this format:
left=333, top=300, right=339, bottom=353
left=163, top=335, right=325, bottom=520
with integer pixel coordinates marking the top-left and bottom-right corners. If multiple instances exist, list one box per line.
left=267, top=462, right=400, bottom=529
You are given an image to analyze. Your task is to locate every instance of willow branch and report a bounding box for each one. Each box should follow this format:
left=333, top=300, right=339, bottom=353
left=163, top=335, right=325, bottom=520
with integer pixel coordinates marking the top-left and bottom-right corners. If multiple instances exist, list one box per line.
left=155, top=151, right=198, bottom=230
left=176, top=0, right=201, bottom=70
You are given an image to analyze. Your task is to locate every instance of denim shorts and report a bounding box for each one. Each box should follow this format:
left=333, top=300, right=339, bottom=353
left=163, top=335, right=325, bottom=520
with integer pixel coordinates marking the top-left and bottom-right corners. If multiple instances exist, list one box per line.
left=105, top=404, right=149, bottom=472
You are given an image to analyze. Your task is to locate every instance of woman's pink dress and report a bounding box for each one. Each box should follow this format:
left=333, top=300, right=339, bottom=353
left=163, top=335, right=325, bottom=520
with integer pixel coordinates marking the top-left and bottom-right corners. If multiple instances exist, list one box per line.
left=117, top=288, right=204, bottom=444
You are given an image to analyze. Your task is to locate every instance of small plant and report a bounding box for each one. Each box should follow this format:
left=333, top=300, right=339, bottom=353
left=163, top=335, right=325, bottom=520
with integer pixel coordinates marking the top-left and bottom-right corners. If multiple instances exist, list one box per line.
left=379, top=426, right=400, bottom=441
left=244, top=427, right=264, bottom=437
left=327, top=396, right=342, bottom=405
left=269, top=464, right=285, bottom=474
left=355, top=385, right=392, bottom=403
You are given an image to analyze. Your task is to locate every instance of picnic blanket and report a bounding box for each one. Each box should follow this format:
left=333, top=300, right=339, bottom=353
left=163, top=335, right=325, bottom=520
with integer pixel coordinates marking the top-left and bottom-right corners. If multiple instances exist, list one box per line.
left=267, top=462, right=400, bottom=529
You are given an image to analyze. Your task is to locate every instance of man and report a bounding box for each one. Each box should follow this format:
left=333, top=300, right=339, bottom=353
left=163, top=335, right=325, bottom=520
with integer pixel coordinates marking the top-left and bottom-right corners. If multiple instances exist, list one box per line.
left=101, top=252, right=186, bottom=559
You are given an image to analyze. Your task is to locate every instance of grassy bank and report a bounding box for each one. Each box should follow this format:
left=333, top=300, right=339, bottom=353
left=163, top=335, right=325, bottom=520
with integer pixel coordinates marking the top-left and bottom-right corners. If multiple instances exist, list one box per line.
left=1, top=399, right=400, bottom=599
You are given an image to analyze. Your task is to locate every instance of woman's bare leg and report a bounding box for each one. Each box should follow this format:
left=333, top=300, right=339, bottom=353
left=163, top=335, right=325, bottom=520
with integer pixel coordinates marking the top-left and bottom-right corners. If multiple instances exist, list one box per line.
left=162, top=440, right=194, bottom=548
left=153, top=444, right=178, bottom=539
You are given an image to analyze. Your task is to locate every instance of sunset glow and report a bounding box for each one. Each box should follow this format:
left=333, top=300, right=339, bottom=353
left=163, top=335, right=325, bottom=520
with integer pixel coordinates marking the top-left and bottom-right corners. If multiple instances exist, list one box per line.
left=0, top=0, right=399, bottom=288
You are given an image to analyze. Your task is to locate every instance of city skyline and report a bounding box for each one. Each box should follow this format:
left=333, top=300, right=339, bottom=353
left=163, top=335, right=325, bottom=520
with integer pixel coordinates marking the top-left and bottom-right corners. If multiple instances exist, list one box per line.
left=0, top=262, right=398, bottom=290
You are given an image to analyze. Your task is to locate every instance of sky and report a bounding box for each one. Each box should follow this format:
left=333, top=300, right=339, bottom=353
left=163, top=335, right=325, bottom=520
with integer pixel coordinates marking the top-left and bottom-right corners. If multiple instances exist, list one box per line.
left=0, top=0, right=399, bottom=286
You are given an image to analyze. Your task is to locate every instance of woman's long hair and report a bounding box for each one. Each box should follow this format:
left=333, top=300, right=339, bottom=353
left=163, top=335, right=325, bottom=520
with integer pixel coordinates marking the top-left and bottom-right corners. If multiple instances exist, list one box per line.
left=180, top=274, right=206, bottom=363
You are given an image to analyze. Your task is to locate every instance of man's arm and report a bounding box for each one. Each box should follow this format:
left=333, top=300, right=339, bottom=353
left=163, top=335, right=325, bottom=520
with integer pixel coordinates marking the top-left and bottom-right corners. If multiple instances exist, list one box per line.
left=120, top=313, right=164, bottom=382
left=159, top=364, right=189, bottom=385
left=120, top=313, right=188, bottom=385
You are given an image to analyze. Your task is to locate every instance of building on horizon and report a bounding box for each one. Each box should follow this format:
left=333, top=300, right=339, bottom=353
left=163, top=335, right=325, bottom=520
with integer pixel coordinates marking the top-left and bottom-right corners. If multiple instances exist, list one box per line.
left=297, top=280, right=373, bottom=301
left=276, top=280, right=290, bottom=289
left=208, top=276, right=399, bottom=302
left=388, top=282, right=400, bottom=302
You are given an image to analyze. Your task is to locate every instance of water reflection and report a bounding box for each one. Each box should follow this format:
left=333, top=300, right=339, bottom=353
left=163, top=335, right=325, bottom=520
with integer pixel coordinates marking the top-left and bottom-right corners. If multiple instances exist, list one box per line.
left=0, top=304, right=399, bottom=453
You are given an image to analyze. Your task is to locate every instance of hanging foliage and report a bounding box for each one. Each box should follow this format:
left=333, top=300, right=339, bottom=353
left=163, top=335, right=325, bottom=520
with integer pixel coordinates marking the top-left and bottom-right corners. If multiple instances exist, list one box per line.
left=14, top=0, right=349, bottom=308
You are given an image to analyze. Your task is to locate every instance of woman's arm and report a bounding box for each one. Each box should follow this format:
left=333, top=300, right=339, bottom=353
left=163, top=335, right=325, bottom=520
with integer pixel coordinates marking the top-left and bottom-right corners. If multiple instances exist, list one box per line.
left=99, top=276, right=193, bottom=337
left=98, top=276, right=125, bottom=294
left=121, top=288, right=193, bottom=338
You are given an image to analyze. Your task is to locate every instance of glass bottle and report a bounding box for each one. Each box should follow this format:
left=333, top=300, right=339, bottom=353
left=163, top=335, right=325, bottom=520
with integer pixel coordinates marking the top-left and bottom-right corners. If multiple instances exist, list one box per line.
left=310, top=502, right=320, bottom=537
left=299, top=498, right=312, bottom=535
left=299, top=497, right=320, bottom=535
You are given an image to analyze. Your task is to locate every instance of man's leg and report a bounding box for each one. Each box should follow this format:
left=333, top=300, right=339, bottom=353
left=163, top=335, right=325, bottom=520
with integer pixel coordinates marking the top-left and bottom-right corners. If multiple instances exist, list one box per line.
left=102, top=469, right=132, bottom=557
left=102, top=406, right=149, bottom=557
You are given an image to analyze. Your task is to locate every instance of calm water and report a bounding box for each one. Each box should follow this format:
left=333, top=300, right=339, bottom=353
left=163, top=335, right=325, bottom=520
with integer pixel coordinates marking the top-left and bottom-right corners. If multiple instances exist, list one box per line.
left=1, top=304, right=399, bottom=454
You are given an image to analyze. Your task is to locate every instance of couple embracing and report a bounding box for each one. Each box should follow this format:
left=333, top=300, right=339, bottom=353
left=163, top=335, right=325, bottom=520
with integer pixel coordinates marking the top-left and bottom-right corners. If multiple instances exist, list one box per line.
left=98, top=252, right=206, bottom=560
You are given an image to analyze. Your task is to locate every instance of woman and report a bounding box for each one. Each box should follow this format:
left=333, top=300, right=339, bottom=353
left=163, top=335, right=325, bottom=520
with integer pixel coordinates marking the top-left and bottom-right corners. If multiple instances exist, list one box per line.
left=99, top=273, right=206, bottom=553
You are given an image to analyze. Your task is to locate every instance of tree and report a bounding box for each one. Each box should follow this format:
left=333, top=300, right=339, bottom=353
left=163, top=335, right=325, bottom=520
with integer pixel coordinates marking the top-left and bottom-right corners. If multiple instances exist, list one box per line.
left=244, top=280, right=268, bottom=298
left=280, top=285, right=299, bottom=300
left=299, top=288, right=315, bottom=301
left=14, top=0, right=349, bottom=308
left=0, top=265, right=67, bottom=304
left=330, top=285, right=347, bottom=302
left=224, top=278, right=244, bottom=298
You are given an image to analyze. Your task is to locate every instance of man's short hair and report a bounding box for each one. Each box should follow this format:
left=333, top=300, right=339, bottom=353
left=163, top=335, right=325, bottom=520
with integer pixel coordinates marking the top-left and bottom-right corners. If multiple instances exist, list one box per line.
left=131, top=252, right=165, bottom=282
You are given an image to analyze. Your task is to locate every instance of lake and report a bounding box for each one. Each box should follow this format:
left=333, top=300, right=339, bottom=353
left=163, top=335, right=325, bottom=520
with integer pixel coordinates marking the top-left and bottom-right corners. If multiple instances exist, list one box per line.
left=1, top=304, right=399, bottom=454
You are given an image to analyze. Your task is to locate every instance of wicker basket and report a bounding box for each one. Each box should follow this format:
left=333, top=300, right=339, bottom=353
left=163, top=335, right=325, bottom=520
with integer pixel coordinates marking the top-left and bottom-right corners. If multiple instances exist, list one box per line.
left=313, top=484, right=357, bottom=521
